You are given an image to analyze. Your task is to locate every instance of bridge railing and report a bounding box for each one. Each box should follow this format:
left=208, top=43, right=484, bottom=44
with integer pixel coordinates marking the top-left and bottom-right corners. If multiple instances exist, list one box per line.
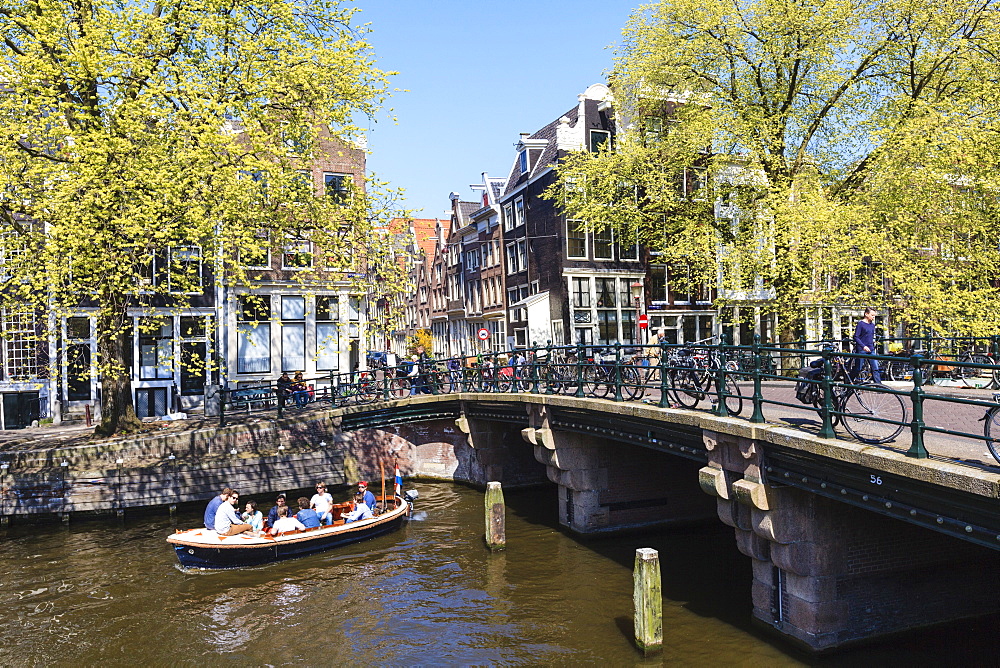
left=217, top=338, right=1000, bottom=473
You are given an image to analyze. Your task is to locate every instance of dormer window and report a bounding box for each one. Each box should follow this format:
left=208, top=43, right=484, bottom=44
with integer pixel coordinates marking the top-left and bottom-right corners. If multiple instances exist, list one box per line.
left=519, top=150, right=528, bottom=173
left=589, top=130, right=610, bottom=152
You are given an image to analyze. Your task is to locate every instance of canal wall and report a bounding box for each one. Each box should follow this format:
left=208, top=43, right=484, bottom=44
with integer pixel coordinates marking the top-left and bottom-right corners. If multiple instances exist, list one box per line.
left=0, top=409, right=545, bottom=520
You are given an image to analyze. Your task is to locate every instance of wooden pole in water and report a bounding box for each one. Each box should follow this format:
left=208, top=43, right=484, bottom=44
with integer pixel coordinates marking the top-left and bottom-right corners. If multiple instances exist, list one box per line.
left=484, top=481, right=505, bottom=551
left=633, top=548, right=663, bottom=655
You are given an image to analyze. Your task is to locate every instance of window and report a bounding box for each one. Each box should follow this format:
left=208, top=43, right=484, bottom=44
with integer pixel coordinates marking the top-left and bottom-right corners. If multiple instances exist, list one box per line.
left=514, top=198, right=525, bottom=228
left=516, top=240, right=527, bottom=273
left=643, top=116, right=663, bottom=142
left=595, top=278, right=616, bottom=308
left=281, top=124, right=310, bottom=156
left=275, top=307, right=305, bottom=369
left=620, top=226, right=639, bottom=261
left=4, top=311, right=40, bottom=380
left=292, top=169, right=312, bottom=202
left=324, top=173, right=350, bottom=205
left=316, top=296, right=340, bottom=372
left=519, top=150, right=528, bottom=173
left=237, top=295, right=270, bottom=374
left=168, top=246, right=202, bottom=293
left=593, top=228, right=613, bottom=260
left=589, top=130, right=610, bottom=153
left=503, top=203, right=515, bottom=231
left=567, top=220, right=587, bottom=259
left=66, top=317, right=90, bottom=340
left=649, top=265, right=668, bottom=303
left=241, top=229, right=271, bottom=269
left=139, top=318, right=173, bottom=380
left=597, top=310, right=618, bottom=345
left=282, top=239, right=313, bottom=269
left=505, top=243, right=518, bottom=273
left=347, top=296, right=361, bottom=338
left=571, top=277, right=591, bottom=308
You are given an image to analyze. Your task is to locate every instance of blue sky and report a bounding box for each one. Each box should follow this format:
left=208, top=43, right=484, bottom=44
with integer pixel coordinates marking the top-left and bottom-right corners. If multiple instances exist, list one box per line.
left=356, top=0, right=637, bottom=218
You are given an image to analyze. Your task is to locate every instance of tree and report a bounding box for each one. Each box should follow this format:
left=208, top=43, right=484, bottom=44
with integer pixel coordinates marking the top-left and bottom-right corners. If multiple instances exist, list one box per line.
left=0, top=0, right=402, bottom=435
left=549, top=0, right=1000, bottom=339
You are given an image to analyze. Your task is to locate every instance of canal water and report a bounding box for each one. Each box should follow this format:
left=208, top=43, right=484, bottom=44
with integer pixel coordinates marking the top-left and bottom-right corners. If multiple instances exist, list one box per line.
left=0, top=483, right=997, bottom=666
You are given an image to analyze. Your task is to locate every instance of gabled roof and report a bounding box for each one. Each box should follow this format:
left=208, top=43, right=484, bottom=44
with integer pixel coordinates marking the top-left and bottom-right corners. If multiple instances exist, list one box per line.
left=502, top=106, right=576, bottom=196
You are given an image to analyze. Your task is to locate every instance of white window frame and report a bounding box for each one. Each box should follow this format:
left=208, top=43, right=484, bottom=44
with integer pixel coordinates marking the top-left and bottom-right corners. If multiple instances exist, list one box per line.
left=282, top=239, right=313, bottom=270
left=168, top=245, right=203, bottom=294
left=566, top=219, right=588, bottom=259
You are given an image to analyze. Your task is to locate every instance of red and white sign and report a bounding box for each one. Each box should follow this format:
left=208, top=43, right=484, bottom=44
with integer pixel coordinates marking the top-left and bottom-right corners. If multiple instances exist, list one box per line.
left=477, top=327, right=491, bottom=341
left=638, top=314, right=649, bottom=330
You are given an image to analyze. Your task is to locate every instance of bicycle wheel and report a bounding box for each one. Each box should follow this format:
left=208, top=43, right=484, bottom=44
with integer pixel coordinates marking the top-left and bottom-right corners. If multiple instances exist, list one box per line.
left=670, top=369, right=702, bottom=408
left=841, top=384, right=907, bottom=444
left=583, top=365, right=609, bottom=398
left=958, top=354, right=992, bottom=388
left=723, top=376, right=743, bottom=416
left=387, top=377, right=407, bottom=399
left=985, top=407, right=1000, bottom=464
left=355, top=379, right=378, bottom=404
left=621, top=365, right=643, bottom=401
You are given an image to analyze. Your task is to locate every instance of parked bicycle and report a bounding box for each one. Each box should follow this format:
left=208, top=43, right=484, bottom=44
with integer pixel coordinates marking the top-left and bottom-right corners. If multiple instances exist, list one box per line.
left=981, top=393, right=1000, bottom=464
left=663, top=346, right=744, bottom=415
left=796, top=344, right=907, bottom=444
left=582, top=347, right=641, bottom=400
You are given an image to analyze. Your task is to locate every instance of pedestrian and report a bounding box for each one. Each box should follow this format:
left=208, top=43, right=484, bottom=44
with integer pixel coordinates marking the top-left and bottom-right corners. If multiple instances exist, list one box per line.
left=852, top=307, right=882, bottom=383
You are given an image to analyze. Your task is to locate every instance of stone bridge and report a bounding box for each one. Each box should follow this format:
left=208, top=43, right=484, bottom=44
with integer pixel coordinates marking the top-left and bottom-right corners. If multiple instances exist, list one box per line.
left=3, top=391, right=999, bottom=651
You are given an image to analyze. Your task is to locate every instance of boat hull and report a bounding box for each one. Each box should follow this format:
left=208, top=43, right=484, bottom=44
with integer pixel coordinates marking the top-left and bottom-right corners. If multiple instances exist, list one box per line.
left=168, top=502, right=408, bottom=569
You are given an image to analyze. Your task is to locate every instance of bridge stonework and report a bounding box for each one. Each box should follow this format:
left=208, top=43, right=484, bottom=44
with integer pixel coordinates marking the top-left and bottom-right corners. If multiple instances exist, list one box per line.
left=519, top=404, right=714, bottom=534
left=699, top=424, right=1000, bottom=651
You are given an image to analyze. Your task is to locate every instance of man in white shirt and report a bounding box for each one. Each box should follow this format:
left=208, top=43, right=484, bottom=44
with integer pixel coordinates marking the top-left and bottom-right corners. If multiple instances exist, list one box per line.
left=214, top=490, right=251, bottom=536
left=310, top=481, right=334, bottom=525
left=270, top=506, right=306, bottom=534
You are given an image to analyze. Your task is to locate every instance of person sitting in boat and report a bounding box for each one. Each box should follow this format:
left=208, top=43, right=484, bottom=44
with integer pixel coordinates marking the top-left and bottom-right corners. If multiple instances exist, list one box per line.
left=241, top=499, right=263, bottom=534
left=343, top=492, right=374, bottom=523
left=266, top=493, right=290, bottom=528
left=295, top=497, right=321, bottom=529
left=357, top=480, right=377, bottom=513
left=311, top=482, right=334, bottom=525
left=203, top=487, right=232, bottom=531
left=269, top=506, right=305, bottom=535
left=215, top=490, right=252, bottom=536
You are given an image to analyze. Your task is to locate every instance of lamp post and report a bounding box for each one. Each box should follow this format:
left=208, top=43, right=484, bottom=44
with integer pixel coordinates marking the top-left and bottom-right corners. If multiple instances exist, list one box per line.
left=630, top=281, right=644, bottom=345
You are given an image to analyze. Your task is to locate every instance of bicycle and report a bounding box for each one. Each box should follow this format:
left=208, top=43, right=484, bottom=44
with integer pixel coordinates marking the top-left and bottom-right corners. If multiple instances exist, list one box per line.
left=981, top=393, right=1000, bottom=463
left=582, top=347, right=641, bottom=400
left=663, top=347, right=744, bottom=415
left=806, top=347, right=907, bottom=444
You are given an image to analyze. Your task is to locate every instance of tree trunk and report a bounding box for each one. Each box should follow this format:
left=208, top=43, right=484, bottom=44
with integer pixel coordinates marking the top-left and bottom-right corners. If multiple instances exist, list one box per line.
left=94, top=301, right=142, bottom=437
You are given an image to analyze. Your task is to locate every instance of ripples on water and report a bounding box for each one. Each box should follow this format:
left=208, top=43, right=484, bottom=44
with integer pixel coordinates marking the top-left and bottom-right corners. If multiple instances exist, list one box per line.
left=0, top=483, right=997, bottom=666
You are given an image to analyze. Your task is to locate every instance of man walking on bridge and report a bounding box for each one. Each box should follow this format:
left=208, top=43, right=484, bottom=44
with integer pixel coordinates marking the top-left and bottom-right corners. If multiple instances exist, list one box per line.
left=852, top=307, right=881, bottom=384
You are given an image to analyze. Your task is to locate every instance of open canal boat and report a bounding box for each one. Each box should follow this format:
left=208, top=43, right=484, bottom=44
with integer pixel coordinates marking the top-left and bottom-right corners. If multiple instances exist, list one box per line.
left=167, top=492, right=415, bottom=569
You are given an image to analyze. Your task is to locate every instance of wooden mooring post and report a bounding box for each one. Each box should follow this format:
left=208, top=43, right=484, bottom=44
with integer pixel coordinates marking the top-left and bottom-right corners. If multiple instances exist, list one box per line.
left=484, top=481, right=505, bottom=551
left=633, top=547, right=662, bottom=655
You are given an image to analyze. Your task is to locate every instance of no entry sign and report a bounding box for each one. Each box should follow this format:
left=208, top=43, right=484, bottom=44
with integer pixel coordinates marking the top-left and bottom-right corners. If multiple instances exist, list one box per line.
left=638, top=314, right=649, bottom=329
left=477, top=327, right=490, bottom=341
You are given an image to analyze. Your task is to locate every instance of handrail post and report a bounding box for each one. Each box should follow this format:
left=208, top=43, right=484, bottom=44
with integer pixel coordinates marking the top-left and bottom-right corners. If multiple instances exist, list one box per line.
left=906, top=358, right=929, bottom=458
left=714, top=352, right=729, bottom=418
left=749, top=334, right=765, bottom=423
left=575, top=345, right=585, bottom=398
left=658, top=341, right=671, bottom=408
left=382, top=364, right=391, bottom=402
left=219, top=386, right=226, bottom=427
left=530, top=342, right=540, bottom=394
left=544, top=341, right=554, bottom=395
left=276, top=383, right=284, bottom=419
left=818, top=349, right=836, bottom=439
left=614, top=343, right=624, bottom=402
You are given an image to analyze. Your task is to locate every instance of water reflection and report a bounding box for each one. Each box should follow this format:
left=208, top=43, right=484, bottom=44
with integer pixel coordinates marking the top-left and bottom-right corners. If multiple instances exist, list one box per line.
left=0, top=483, right=996, bottom=665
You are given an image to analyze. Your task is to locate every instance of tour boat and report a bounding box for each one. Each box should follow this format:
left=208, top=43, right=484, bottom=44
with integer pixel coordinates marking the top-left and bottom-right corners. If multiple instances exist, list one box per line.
left=167, top=492, right=416, bottom=569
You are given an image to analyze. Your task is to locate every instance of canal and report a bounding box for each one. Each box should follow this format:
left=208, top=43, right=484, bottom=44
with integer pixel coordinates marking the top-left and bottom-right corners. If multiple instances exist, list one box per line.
left=0, top=482, right=996, bottom=665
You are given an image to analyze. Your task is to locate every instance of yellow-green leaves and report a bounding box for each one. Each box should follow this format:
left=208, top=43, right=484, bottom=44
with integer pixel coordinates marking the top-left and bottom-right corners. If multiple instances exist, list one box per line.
left=550, top=0, right=1000, bottom=337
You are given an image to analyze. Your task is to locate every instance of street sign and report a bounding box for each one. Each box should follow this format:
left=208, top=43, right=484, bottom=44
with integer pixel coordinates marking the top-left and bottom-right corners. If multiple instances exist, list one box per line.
left=477, top=327, right=490, bottom=341
left=638, top=314, right=649, bottom=329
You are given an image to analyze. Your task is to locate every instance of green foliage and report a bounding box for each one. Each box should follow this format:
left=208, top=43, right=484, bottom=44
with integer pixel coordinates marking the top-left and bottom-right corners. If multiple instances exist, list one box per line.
left=0, top=0, right=408, bottom=432
left=549, top=0, right=1000, bottom=337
